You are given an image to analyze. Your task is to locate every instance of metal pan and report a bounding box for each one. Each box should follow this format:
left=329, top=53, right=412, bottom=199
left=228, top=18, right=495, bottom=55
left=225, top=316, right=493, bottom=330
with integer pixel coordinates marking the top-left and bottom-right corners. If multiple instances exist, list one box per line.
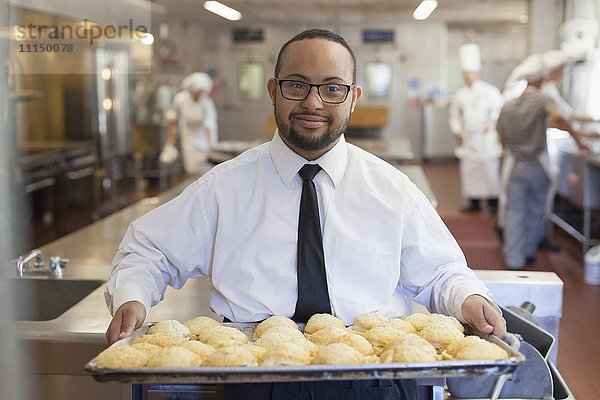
left=85, top=323, right=525, bottom=384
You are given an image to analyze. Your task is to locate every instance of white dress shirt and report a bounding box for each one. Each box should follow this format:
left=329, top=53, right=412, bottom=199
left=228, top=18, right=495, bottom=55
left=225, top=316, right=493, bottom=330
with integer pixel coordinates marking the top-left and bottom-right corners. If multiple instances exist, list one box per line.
left=105, top=131, right=493, bottom=324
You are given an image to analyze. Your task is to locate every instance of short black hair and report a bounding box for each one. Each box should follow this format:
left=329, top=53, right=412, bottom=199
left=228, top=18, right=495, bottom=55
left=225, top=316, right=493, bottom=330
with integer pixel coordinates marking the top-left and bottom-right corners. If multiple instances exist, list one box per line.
left=274, top=28, right=357, bottom=83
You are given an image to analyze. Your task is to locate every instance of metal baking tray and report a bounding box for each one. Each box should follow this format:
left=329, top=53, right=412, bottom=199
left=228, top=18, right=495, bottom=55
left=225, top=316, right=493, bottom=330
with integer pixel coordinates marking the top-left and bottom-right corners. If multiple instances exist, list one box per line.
left=85, top=322, right=525, bottom=384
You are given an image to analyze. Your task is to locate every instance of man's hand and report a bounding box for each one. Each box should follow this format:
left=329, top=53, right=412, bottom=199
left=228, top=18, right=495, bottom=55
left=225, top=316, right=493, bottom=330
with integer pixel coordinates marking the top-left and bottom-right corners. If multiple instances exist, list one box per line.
left=461, top=294, right=507, bottom=339
left=454, top=133, right=464, bottom=146
left=106, top=301, right=146, bottom=345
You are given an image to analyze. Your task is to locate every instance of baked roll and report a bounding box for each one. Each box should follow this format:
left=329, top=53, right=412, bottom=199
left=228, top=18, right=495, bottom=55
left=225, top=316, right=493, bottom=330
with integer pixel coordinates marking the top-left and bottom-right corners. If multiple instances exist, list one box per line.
left=147, top=346, right=201, bottom=367
left=202, top=345, right=259, bottom=367
left=442, top=336, right=509, bottom=361
left=132, top=332, right=184, bottom=348
left=147, top=320, right=191, bottom=339
left=253, top=316, right=298, bottom=341
left=198, top=325, right=249, bottom=348
left=312, top=343, right=364, bottom=365
left=260, top=342, right=312, bottom=366
left=184, top=316, right=223, bottom=339
left=96, top=345, right=149, bottom=368
left=304, top=313, right=346, bottom=335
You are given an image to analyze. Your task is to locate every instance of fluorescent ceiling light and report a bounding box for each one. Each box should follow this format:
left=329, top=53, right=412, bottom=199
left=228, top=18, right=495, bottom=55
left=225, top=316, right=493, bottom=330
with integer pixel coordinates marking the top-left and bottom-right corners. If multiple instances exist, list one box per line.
left=204, top=1, right=242, bottom=21
left=413, top=0, right=438, bottom=20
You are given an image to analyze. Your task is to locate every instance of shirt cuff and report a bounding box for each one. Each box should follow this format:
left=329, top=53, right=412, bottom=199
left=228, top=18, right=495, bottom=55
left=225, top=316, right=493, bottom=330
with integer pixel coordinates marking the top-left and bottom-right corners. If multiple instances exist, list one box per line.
left=452, top=288, right=501, bottom=323
left=111, top=283, right=152, bottom=325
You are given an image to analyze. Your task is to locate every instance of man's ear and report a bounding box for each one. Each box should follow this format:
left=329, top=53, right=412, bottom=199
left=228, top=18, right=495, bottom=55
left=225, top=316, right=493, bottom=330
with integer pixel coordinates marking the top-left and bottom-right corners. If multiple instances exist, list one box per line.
left=267, top=78, right=277, bottom=105
left=350, top=86, right=362, bottom=113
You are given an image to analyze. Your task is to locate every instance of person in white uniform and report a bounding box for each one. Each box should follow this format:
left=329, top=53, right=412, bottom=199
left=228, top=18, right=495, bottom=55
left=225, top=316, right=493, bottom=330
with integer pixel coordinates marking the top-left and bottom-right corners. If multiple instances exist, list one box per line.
left=106, top=29, right=507, bottom=400
left=449, top=44, right=504, bottom=213
left=160, top=72, right=218, bottom=175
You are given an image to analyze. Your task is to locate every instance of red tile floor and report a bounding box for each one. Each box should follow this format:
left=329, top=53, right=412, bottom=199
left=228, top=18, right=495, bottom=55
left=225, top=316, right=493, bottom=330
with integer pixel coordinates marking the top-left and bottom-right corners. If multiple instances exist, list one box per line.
left=422, top=160, right=600, bottom=400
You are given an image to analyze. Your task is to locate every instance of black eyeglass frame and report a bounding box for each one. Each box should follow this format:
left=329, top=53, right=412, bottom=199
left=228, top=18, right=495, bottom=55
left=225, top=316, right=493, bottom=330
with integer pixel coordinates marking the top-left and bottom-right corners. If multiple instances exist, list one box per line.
left=275, top=78, right=355, bottom=104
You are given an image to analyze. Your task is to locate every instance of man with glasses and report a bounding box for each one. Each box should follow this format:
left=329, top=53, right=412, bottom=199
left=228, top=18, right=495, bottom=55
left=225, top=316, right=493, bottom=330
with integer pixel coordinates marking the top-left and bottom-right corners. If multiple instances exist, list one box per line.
left=105, top=29, right=506, bottom=400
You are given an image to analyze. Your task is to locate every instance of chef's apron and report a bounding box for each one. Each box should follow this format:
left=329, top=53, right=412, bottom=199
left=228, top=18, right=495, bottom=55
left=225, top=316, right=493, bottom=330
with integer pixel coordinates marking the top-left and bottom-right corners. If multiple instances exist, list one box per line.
left=455, top=129, right=501, bottom=199
left=178, top=95, right=216, bottom=175
left=217, top=379, right=418, bottom=400
left=497, top=150, right=552, bottom=229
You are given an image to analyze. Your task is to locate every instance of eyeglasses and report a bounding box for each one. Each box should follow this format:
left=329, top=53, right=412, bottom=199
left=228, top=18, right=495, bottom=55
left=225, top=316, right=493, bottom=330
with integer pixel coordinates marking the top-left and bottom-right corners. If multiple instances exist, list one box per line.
left=275, top=79, right=354, bottom=104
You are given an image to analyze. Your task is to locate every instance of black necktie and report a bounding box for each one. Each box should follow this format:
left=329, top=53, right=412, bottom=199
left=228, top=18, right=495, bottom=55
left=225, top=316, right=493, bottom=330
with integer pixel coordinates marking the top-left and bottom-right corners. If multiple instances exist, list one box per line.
left=293, top=164, right=331, bottom=322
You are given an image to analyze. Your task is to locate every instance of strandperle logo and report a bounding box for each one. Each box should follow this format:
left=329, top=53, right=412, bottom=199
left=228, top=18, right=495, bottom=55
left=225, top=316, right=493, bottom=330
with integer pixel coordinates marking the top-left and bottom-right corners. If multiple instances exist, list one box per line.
left=15, top=19, right=149, bottom=45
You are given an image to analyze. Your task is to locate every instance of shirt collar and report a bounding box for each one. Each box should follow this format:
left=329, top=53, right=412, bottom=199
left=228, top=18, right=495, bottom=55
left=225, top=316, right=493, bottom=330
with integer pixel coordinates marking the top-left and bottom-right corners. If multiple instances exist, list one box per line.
left=270, top=129, right=348, bottom=189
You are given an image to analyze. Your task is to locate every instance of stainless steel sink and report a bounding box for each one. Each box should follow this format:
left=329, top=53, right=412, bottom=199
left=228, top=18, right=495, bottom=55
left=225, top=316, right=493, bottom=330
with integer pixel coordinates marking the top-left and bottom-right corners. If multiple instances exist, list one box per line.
left=10, top=278, right=104, bottom=321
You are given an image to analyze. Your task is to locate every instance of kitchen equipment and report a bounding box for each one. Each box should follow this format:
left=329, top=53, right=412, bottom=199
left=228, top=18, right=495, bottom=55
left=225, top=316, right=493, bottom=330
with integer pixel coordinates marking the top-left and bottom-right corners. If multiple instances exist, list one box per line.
left=584, top=244, right=600, bottom=285
left=85, top=323, right=525, bottom=385
left=447, top=304, right=557, bottom=399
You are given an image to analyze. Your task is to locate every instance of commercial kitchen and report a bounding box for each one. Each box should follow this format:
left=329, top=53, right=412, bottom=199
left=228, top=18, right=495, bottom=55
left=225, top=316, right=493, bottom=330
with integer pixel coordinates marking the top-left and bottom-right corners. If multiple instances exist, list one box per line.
left=1, top=0, right=600, bottom=399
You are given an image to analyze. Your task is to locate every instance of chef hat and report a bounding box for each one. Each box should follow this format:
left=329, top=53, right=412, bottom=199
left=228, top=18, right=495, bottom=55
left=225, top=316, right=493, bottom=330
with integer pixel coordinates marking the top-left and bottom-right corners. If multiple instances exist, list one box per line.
left=542, top=49, right=568, bottom=71
left=459, top=43, right=481, bottom=72
left=514, top=54, right=547, bottom=82
left=182, top=72, right=213, bottom=93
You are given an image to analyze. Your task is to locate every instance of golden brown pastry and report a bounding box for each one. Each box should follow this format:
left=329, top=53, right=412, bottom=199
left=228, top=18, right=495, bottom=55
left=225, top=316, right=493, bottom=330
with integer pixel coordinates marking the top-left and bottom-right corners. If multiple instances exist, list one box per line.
left=381, top=318, right=417, bottom=335
left=147, top=347, right=201, bottom=367
left=404, top=313, right=465, bottom=333
left=334, top=332, right=375, bottom=356
left=424, top=314, right=465, bottom=333
left=442, top=336, right=509, bottom=361
left=183, top=316, right=223, bottom=339
left=380, top=334, right=439, bottom=363
left=238, top=344, right=268, bottom=361
left=351, top=313, right=390, bottom=332
left=253, top=316, right=298, bottom=341
left=198, top=325, right=249, bottom=348
left=304, top=313, right=346, bottom=335
left=308, top=328, right=374, bottom=357
left=417, top=323, right=464, bottom=351
left=360, top=326, right=408, bottom=353
left=403, top=313, right=431, bottom=331
left=130, top=342, right=163, bottom=359
left=147, top=320, right=192, bottom=339
left=260, top=342, right=312, bottom=366
left=380, top=343, right=438, bottom=363
left=202, top=345, right=259, bottom=367
left=312, top=343, right=364, bottom=365
left=176, top=341, right=216, bottom=360
left=132, top=332, right=184, bottom=348
left=95, top=345, right=149, bottom=368
left=382, top=333, right=432, bottom=351
left=306, top=327, right=349, bottom=345
left=252, top=326, right=306, bottom=348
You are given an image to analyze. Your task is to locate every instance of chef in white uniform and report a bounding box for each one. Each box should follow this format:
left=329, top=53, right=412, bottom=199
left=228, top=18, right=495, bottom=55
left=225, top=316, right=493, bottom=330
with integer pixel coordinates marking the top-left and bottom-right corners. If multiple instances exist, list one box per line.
left=160, top=72, right=218, bottom=175
left=449, top=44, right=504, bottom=213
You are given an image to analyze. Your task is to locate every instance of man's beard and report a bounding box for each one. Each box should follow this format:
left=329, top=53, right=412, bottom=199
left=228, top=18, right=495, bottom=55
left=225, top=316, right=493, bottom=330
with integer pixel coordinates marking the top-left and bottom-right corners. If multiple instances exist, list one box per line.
left=275, top=106, right=351, bottom=152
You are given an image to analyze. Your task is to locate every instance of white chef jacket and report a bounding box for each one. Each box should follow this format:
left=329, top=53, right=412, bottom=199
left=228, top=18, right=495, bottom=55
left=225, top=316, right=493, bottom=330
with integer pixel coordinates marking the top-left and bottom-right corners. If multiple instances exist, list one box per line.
left=105, top=131, right=494, bottom=324
left=167, top=90, right=218, bottom=174
left=449, top=79, right=503, bottom=198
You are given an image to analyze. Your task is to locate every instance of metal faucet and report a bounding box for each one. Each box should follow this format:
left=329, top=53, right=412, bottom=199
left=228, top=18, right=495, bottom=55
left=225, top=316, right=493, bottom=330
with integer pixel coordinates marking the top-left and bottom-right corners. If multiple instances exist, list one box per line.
left=15, top=250, right=69, bottom=278
left=16, top=249, right=43, bottom=277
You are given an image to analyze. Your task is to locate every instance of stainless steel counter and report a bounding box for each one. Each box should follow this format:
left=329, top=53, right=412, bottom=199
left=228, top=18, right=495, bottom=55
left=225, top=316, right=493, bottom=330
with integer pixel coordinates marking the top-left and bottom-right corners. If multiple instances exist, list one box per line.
left=549, top=136, right=600, bottom=251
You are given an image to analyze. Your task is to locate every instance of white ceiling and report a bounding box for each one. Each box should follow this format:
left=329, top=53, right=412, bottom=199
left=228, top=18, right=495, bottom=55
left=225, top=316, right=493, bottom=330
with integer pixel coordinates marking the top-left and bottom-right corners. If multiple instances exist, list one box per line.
left=155, top=0, right=530, bottom=26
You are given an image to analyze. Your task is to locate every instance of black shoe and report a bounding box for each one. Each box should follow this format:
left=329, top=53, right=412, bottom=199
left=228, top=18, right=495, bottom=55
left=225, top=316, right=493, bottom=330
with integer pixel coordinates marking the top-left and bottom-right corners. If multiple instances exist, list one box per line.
left=461, top=199, right=481, bottom=213
left=488, top=199, right=498, bottom=215
left=494, top=224, right=504, bottom=244
left=526, top=256, right=535, bottom=265
left=538, top=238, right=560, bottom=252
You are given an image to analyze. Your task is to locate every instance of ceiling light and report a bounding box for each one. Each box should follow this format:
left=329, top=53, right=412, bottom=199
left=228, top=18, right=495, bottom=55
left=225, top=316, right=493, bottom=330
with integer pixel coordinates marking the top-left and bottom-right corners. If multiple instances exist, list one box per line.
left=413, top=0, right=438, bottom=21
left=203, top=1, right=242, bottom=21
